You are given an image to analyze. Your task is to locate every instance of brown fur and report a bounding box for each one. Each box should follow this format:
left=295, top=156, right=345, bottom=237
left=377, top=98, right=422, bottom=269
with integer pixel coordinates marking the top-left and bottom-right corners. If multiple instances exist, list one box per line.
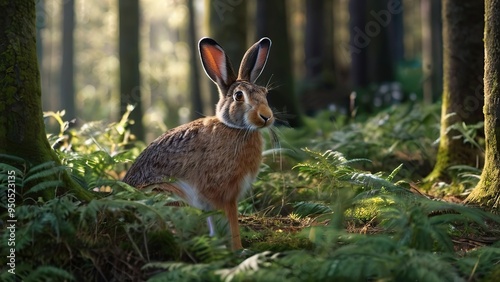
left=123, top=38, right=273, bottom=250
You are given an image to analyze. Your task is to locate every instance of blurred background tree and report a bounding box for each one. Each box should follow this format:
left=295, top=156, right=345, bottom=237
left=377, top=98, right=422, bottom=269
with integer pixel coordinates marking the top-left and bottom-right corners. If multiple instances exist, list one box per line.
left=60, top=0, right=76, bottom=122
left=420, top=0, right=442, bottom=104
left=187, top=0, right=204, bottom=120
left=206, top=0, right=247, bottom=109
left=34, top=0, right=479, bottom=151
left=118, top=0, right=145, bottom=141
left=256, top=0, right=303, bottom=126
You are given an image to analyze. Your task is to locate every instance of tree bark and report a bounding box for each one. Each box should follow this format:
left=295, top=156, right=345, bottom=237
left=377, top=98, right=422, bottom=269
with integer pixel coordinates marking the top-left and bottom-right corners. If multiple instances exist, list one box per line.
left=421, top=0, right=443, bottom=104
left=118, top=0, right=145, bottom=141
left=256, top=0, right=303, bottom=127
left=466, top=0, right=500, bottom=208
left=187, top=0, right=203, bottom=120
left=305, top=0, right=325, bottom=80
left=368, top=0, right=396, bottom=84
left=425, top=0, right=484, bottom=183
left=304, top=0, right=336, bottom=85
left=206, top=0, right=247, bottom=110
left=0, top=0, right=93, bottom=201
left=349, top=0, right=369, bottom=88
left=60, top=0, right=76, bottom=120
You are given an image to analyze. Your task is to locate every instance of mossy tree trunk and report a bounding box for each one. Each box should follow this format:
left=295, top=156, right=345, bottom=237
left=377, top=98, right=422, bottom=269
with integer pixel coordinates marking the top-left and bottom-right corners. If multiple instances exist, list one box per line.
left=466, top=0, right=500, bottom=209
left=0, top=0, right=93, bottom=201
left=425, top=0, right=484, bottom=183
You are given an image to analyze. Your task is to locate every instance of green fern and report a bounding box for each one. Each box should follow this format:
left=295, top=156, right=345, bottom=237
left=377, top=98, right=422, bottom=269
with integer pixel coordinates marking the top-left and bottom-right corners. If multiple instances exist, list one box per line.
left=145, top=261, right=221, bottom=282
left=293, top=201, right=332, bottom=218
left=24, top=180, right=64, bottom=195
left=2, top=104, right=498, bottom=281
left=448, top=165, right=482, bottom=191
left=216, top=251, right=281, bottom=281
left=445, top=120, right=484, bottom=150
left=0, top=155, right=77, bottom=200
left=316, top=103, right=440, bottom=179
left=23, top=265, right=75, bottom=281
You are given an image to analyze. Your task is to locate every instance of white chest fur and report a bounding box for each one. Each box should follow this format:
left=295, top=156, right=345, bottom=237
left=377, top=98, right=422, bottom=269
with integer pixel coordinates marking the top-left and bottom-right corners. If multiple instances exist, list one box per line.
left=175, top=170, right=257, bottom=212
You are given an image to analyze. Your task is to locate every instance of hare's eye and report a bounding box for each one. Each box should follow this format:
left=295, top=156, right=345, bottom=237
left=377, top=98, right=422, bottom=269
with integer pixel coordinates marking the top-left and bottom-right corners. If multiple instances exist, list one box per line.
left=233, top=91, right=244, bottom=101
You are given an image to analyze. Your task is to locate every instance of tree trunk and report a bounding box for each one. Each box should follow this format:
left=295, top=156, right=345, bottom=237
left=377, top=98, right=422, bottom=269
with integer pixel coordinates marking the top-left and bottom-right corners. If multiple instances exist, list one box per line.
left=305, top=0, right=325, bottom=80
left=425, top=0, right=484, bottom=183
left=389, top=0, right=404, bottom=66
left=368, top=0, right=396, bottom=84
left=466, top=0, right=500, bottom=208
left=349, top=0, right=368, bottom=88
left=36, top=0, right=44, bottom=70
left=187, top=0, right=204, bottom=120
left=0, top=0, right=93, bottom=201
left=421, top=0, right=443, bottom=104
left=206, top=0, right=247, bottom=110
left=118, top=0, right=145, bottom=141
left=256, top=0, right=303, bottom=127
left=304, top=0, right=336, bottom=85
left=60, top=0, right=76, bottom=121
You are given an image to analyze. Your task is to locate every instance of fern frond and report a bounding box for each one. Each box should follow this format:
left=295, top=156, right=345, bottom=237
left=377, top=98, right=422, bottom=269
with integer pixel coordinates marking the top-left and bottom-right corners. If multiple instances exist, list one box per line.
left=0, top=153, right=26, bottom=167
left=293, top=201, right=332, bottom=218
left=422, top=199, right=500, bottom=225
left=23, top=265, right=75, bottom=281
left=27, top=160, right=58, bottom=175
left=24, top=164, right=66, bottom=184
left=79, top=198, right=167, bottom=229
left=216, top=251, right=280, bottom=281
left=387, top=164, right=403, bottom=181
left=457, top=246, right=500, bottom=279
left=0, top=162, right=24, bottom=177
left=145, top=261, right=219, bottom=282
left=445, top=121, right=484, bottom=150
left=24, top=180, right=64, bottom=195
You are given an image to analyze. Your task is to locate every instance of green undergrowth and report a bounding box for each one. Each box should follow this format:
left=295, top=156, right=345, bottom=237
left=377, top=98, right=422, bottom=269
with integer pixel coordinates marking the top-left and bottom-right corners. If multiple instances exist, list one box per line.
left=1, top=103, right=499, bottom=281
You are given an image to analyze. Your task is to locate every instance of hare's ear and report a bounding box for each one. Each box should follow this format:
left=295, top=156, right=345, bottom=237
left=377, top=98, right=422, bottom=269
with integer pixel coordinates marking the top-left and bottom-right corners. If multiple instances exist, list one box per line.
left=238, top=37, right=272, bottom=83
left=199, top=38, right=237, bottom=92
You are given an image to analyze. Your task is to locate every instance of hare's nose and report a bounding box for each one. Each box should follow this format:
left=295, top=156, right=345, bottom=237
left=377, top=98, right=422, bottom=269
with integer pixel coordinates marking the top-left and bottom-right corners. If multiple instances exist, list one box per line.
left=260, top=114, right=271, bottom=122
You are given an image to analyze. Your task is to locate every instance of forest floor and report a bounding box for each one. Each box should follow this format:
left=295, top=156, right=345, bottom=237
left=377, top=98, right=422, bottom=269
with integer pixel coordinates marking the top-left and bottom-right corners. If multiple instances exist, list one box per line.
left=239, top=189, right=500, bottom=254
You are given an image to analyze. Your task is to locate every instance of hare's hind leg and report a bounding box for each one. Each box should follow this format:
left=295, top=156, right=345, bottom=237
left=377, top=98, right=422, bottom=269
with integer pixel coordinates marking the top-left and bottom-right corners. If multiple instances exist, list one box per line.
left=207, top=216, right=216, bottom=237
left=223, top=201, right=243, bottom=250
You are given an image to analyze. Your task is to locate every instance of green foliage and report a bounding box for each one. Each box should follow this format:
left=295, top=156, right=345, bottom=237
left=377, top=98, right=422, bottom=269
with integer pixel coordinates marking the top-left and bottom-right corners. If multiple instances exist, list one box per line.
left=2, top=103, right=499, bottom=281
left=46, top=108, right=142, bottom=191
left=302, top=103, right=440, bottom=180
left=134, top=146, right=499, bottom=281
left=448, top=165, right=482, bottom=191
left=0, top=155, right=67, bottom=201
left=0, top=187, right=232, bottom=280
left=444, top=118, right=484, bottom=150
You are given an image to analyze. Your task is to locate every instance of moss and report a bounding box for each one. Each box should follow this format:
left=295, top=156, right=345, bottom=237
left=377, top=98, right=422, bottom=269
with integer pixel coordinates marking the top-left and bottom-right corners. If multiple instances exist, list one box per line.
left=246, top=229, right=313, bottom=252
left=347, top=197, right=394, bottom=222
left=465, top=0, right=500, bottom=209
left=466, top=164, right=500, bottom=208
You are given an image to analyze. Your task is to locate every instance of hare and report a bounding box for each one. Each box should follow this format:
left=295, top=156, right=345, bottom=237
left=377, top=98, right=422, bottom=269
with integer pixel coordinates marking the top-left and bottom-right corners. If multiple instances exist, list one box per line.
left=123, top=37, right=273, bottom=250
